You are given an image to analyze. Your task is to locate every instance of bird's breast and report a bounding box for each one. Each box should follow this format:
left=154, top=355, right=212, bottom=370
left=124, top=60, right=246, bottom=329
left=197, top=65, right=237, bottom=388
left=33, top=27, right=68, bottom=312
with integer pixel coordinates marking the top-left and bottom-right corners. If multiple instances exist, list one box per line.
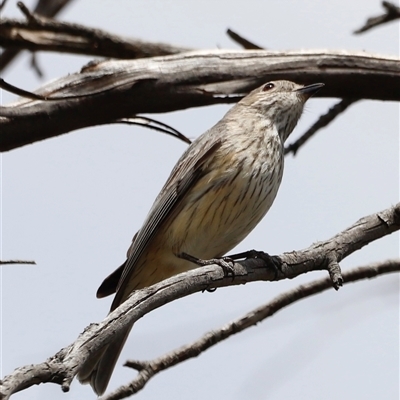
left=123, top=129, right=284, bottom=292
left=168, top=136, right=284, bottom=259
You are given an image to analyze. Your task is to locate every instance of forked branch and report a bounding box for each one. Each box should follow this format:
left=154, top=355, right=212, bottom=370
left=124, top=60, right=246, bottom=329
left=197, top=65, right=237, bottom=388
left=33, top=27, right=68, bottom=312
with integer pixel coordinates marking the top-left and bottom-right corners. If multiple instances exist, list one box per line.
left=1, top=202, right=399, bottom=399
left=354, top=1, right=400, bottom=34
left=102, top=258, right=400, bottom=400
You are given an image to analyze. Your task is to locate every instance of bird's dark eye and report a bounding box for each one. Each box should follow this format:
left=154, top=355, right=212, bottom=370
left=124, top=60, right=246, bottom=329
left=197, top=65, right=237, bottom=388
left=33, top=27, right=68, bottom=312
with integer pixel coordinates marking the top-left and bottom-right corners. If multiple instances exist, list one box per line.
left=262, top=82, right=275, bottom=91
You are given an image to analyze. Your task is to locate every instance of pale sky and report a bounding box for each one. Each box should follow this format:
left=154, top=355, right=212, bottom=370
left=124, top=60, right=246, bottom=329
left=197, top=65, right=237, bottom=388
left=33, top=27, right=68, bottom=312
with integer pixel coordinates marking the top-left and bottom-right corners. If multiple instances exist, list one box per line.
left=1, top=1, right=399, bottom=399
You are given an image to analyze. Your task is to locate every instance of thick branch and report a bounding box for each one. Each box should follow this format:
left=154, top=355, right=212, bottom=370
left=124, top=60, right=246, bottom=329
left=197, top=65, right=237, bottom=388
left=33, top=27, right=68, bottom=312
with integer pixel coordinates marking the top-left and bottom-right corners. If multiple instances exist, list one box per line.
left=1, top=203, right=399, bottom=399
left=0, top=15, right=190, bottom=60
left=103, top=259, right=400, bottom=400
left=0, top=0, right=74, bottom=71
left=1, top=49, right=399, bottom=152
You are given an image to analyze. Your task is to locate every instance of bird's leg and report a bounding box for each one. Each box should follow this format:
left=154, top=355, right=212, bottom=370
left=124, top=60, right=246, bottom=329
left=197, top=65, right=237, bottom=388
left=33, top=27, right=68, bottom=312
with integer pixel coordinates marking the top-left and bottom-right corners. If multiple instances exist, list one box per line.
left=178, top=252, right=235, bottom=277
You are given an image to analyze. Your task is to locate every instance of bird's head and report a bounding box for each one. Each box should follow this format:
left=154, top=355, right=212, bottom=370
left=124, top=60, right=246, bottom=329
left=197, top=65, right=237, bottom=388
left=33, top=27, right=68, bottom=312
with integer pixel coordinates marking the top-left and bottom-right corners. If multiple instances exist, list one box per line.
left=239, top=80, right=324, bottom=142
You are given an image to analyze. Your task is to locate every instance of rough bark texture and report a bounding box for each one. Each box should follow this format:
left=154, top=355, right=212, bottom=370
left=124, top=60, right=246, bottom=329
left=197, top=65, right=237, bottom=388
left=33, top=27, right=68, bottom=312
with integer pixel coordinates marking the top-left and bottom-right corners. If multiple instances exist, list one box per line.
left=1, top=49, right=399, bottom=151
left=1, top=203, right=399, bottom=400
left=0, top=16, right=190, bottom=59
left=0, top=0, right=74, bottom=70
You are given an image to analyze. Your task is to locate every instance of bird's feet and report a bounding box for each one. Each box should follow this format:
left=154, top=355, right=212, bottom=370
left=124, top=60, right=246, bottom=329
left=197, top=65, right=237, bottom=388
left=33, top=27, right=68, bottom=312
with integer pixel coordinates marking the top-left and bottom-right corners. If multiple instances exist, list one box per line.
left=227, top=249, right=281, bottom=278
left=179, top=252, right=235, bottom=277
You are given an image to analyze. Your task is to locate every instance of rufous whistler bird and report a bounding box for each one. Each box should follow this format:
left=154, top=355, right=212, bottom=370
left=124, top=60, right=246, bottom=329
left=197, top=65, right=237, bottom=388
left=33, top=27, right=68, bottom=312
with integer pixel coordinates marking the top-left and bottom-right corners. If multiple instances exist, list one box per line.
left=78, top=80, right=324, bottom=395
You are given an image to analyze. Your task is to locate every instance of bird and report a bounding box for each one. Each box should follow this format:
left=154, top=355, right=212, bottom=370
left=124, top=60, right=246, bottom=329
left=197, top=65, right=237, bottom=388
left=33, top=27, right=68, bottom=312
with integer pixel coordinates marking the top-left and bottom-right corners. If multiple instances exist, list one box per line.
left=78, top=79, right=324, bottom=395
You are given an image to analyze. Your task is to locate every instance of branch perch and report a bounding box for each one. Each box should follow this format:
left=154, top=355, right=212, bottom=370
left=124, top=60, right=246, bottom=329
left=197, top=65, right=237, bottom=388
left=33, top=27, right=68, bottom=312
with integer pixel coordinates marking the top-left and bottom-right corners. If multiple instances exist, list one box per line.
left=103, top=258, right=400, bottom=400
left=1, top=202, right=399, bottom=399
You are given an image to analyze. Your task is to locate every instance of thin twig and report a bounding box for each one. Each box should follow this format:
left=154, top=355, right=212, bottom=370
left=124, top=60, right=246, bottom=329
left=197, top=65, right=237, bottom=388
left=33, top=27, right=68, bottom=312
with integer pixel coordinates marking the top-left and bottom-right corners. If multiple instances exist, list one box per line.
left=102, top=259, right=400, bottom=400
left=0, top=75, right=190, bottom=144
left=225, top=27, right=354, bottom=157
left=0, top=78, right=49, bottom=100
left=226, top=28, right=264, bottom=49
left=29, top=53, right=44, bottom=78
left=0, top=76, right=191, bottom=145
left=117, top=117, right=192, bottom=145
left=32, top=0, right=74, bottom=16
left=17, top=1, right=37, bottom=23
left=285, top=98, right=357, bottom=156
left=0, top=260, right=36, bottom=265
left=0, top=77, right=151, bottom=101
left=354, top=1, right=400, bottom=34
left=0, top=0, right=10, bottom=12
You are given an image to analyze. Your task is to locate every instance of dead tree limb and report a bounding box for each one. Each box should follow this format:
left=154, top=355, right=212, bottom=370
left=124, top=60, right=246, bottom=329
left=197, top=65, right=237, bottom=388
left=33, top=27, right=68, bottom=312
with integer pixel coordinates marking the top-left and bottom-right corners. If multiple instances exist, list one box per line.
left=104, top=258, right=400, bottom=400
left=1, top=202, right=399, bottom=399
left=0, top=15, right=190, bottom=60
left=1, top=49, right=399, bottom=152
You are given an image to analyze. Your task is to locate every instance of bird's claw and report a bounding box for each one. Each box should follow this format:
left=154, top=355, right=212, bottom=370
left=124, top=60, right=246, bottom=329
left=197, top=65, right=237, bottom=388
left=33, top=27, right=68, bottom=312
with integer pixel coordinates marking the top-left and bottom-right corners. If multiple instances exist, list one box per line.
left=179, top=252, right=235, bottom=278
left=212, top=256, right=235, bottom=277
left=227, top=249, right=281, bottom=279
left=247, top=250, right=281, bottom=278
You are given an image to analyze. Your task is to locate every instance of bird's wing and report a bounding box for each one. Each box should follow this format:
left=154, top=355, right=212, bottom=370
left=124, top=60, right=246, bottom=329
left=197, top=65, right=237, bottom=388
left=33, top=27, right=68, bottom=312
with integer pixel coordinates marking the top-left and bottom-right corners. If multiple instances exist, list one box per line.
left=110, top=133, right=222, bottom=310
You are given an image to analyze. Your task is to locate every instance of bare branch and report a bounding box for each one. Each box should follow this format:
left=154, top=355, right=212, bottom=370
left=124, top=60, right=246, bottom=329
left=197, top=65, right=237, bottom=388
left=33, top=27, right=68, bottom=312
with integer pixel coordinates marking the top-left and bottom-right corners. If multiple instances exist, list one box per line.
left=0, top=78, right=53, bottom=100
left=285, top=98, right=358, bottom=156
left=226, top=28, right=264, bottom=49
left=0, top=14, right=190, bottom=61
left=1, top=49, right=399, bottom=152
left=1, top=203, right=399, bottom=398
left=0, top=76, right=190, bottom=143
left=17, top=1, right=38, bottom=22
left=0, top=77, right=132, bottom=101
left=28, top=0, right=73, bottom=17
left=0, top=260, right=36, bottom=265
left=354, top=1, right=400, bottom=34
left=29, top=53, right=44, bottom=78
left=116, top=116, right=191, bottom=145
left=103, top=258, right=400, bottom=400
left=0, top=0, right=10, bottom=12
left=0, top=0, right=74, bottom=71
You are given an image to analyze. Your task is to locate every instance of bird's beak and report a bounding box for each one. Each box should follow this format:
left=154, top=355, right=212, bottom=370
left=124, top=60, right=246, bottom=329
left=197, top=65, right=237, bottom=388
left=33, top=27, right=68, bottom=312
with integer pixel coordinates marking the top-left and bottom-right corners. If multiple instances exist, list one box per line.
left=296, top=83, right=324, bottom=99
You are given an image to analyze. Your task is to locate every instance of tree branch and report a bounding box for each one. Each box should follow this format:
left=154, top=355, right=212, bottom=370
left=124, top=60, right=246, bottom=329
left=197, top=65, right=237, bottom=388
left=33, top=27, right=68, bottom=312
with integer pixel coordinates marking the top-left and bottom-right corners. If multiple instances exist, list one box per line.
left=115, top=116, right=191, bottom=145
left=0, top=260, right=36, bottom=265
left=0, top=14, right=190, bottom=60
left=102, top=258, right=400, bottom=400
left=354, top=1, right=400, bottom=34
left=0, top=0, right=10, bottom=12
left=1, top=202, right=399, bottom=399
left=1, top=49, right=399, bottom=152
left=0, top=0, right=74, bottom=71
left=223, top=28, right=356, bottom=157
left=226, top=28, right=263, bottom=49
left=285, top=98, right=358, bottom=156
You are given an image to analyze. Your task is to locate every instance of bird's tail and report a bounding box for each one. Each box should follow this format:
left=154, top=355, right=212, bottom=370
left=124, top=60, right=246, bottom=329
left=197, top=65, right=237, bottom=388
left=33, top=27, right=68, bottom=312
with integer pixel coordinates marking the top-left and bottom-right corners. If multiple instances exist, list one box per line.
left=78, top=321, right=134, bottom=396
